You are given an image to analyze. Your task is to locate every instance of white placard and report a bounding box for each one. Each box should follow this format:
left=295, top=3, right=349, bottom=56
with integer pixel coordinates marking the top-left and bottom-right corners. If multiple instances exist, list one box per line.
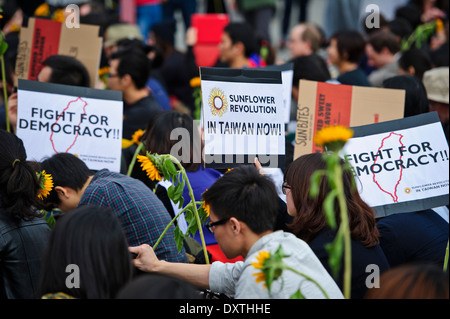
left=16, top=80, right=123, bottom=172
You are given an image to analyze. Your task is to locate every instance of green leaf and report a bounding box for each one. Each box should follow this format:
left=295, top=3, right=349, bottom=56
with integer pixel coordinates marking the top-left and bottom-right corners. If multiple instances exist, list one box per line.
left=0, top=41, right=8, bottom=57
left=323, top=189, right=338, bottom=229
left=309, top=170, right=325, bottom=198
left=174, top=226, right=185, bottom=252
left=165, top=158, right=178, bottom=177
left=325, top=231, right=344, bottom=279
left=290, top=289, right=306, bottom=299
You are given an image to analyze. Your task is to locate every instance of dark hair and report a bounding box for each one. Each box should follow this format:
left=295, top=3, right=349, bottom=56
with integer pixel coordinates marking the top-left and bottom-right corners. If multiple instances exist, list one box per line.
left=224, top=22, right=258, bottom=58
left=365, top=263, right=449, bottom=299
left=143, top=111, right=202, bottom=171
left=291, top=54, right=331, bottom=88
left=331, top=30, right=366, bottom=63
left=42, top=55, right=91, bottom=87
left=368, top=30, right=401, bottom=55
left=398, top=48, right=433, bottom=80
left=202, top=165, right=278, bottom=234
left=38, top=206, right=133, bottom=299
left=284, top=153, right=379, bottom=247
left=40, top=153, right=93, bottom=208
left=383, top=75, right=429, bottom=118
left=116, top=274, right=200, bottom=299
left=110, top=47, right=151, bottom=89
left=0, top=130, right=43, bottom=220
left=388, top=18, right=414, bottom=40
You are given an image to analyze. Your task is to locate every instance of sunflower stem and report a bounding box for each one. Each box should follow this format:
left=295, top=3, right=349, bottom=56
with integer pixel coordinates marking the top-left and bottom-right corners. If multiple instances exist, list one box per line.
left=284, top=265, right=330, bottom=299
left=127, top=142, right=144, bottom=176
left=153, top=203, right=192, bottom=250
left=168, top=155, right=210, bottom=265
left=334, top=161, right=352, bottom=299
left=1, top=54, right=10, bottom=133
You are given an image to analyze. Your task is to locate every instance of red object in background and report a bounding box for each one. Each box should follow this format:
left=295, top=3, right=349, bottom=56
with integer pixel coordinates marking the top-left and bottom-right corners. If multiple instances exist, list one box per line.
left=207, top=244, right=244, bottom=263
left=191, top=14, right=229, bottom=67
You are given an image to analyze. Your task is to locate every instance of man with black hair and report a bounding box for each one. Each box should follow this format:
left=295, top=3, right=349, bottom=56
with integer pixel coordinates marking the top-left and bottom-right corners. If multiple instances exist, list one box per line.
left=38, top=55, right=91, bottom=87
left=218, top=22, right=260, bottom=69
left=107, top=48, right=161, bottom=140
left=40, top=153, right=188, bottom=264
left=365, top=30, right=402, bottom=87
left=130, top=165, right=343, bottom=299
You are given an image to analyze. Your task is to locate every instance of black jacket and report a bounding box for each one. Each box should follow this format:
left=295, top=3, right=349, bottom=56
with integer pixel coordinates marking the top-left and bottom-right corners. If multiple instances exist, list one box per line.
left=0, top=202, right=51, bottom=299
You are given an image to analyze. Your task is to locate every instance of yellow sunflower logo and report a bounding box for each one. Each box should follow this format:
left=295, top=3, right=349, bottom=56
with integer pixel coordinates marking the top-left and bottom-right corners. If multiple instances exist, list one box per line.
left=209, top=88, right=228, bottom=117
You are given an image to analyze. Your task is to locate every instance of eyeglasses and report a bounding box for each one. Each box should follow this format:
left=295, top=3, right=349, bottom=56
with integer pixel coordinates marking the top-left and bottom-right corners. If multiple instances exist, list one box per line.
left=282, top=183, right=291, bottom=195
left=205, top=217, right=230, bottom=233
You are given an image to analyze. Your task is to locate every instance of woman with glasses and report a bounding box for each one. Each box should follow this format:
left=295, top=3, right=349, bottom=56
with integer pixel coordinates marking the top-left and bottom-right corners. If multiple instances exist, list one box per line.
left=283, top=153, right=390, bottom=299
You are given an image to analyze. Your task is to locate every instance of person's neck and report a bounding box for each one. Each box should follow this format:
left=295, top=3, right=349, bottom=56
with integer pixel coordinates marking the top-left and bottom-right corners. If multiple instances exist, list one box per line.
left=230, top=56, right=250, bottom=69
left=241, top=230, right=273, bottom=258
left=338, top=61, right=358, bottom=74
left=123, top=87, right=149, bottom=105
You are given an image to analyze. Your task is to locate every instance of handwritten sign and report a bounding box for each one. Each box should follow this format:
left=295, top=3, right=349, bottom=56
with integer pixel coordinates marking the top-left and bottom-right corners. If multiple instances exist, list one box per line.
left=294, top=80, right=405, bottom=159
left=344, top=112, right=449, bottom=217
left=200, top=67, right=285, bottom=168
left=15, top=17, right=102, bottom=88
left=16, top=80, right=123, bottom=172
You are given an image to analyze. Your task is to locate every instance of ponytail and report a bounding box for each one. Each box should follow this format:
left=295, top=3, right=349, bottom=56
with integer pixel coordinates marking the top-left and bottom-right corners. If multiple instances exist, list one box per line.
left=0, top=130, right=43, bottom=221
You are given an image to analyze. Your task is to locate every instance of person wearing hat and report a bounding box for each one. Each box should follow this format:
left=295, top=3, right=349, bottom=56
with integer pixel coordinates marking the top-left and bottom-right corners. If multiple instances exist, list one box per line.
left=423, top=66, right=449, bottom=142
left=103, top=23, right=143, bottom=59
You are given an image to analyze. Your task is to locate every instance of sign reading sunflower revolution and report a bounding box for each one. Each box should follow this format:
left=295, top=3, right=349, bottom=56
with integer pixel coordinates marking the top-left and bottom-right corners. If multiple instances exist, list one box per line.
left=200, top=67, right=285, bottom=168
left=344, top=112, right=449, bottom=217
left=16, top=80, right=123, bottom=172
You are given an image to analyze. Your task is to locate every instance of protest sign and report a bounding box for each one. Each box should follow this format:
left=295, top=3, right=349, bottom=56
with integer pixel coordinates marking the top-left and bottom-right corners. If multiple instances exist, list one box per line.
left=16, top=80, right=123, bottom=172
left=200, top=67, right=285, bottom=168
left=15, top=17, right=102, bottom=88
left=294, top=80, right=405, bottom=159
left=343, top=112, right=449, bottom=217
left=259, top=63, right=294, bottom=124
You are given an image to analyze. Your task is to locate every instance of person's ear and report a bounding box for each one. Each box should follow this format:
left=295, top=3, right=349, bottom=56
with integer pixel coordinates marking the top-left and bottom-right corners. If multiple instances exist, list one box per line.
left=121, top=74, right=133, bottom=87
left=229, top=217, right=241, bottom=234
left=55, top=186, right=70, bottom=200
left=234, top=41, right=245, bottom=56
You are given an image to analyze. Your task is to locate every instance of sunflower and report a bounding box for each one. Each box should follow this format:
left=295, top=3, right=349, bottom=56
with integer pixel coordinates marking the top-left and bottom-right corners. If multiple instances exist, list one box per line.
left=251, top=250, right=271, bottom=287
left=314, top=125, right=353, bottom=151
left=37, top=170, right=54, bottom=200
left=137, top=155, right=162, bottom=181
left=202, top=201, right=210, bottom=217
left=190, top=77, right=201, bottom=88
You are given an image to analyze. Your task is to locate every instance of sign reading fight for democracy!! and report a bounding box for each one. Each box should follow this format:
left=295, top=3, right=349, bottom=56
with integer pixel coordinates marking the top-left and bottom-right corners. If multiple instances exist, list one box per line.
left=16, top=80, right=123, bottom=172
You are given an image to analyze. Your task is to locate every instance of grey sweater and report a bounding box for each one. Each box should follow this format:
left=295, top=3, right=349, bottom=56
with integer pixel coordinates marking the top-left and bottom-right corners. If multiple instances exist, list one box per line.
left=209, top=231, right=344, bottom=299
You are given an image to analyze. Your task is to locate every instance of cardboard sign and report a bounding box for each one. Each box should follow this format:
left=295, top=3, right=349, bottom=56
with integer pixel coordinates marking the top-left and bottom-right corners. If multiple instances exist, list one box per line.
left=15, top=18, right=103, bottom=88
left=16, top=80, right=123, bottom=172
left=294, top=80, right=405, bottom=159
left=344, top=112, right=449, bottom=217
left=200, top=67, right=285, bottom=168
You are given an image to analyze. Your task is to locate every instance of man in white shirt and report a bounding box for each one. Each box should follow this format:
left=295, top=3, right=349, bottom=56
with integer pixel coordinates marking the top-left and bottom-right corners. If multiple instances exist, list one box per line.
left=130, top=165, right=344, bottom=299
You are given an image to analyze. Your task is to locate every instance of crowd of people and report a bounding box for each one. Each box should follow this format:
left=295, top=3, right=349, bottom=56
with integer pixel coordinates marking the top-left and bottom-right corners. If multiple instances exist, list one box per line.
left=0, top=0, right=449, bottom=300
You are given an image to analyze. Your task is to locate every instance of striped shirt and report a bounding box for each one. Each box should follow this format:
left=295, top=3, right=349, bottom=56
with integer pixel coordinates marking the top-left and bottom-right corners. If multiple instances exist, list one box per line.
left=79, top=169, right=187, bottom=263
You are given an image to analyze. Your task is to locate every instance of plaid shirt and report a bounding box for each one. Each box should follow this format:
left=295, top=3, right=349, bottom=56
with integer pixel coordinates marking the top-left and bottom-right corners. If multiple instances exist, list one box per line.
left=79, top=169, right=187, bottom=263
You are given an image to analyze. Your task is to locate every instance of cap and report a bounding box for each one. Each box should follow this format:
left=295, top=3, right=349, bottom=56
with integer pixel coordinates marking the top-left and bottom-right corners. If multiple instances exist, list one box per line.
left=423, top=67, right=449, bottom=104
left=104, top=24, right=143, bottom=48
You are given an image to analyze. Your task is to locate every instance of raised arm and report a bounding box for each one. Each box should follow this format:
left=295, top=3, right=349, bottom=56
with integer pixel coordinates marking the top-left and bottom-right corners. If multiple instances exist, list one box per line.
left=129, top=244, right=211, bottom=289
